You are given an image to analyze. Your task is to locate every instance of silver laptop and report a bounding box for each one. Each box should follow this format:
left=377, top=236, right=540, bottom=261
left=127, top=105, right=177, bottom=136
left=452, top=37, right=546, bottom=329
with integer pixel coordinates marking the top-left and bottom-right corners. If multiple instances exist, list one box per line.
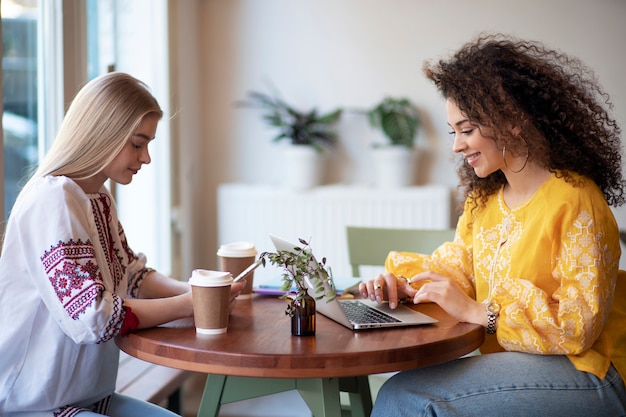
left=270, top=235, right=438, bottom=330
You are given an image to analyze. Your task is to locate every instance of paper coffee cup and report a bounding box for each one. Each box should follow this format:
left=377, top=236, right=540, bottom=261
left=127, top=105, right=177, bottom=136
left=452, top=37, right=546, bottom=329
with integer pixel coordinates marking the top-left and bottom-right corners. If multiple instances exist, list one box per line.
left=189, top=269, right=233, bottom=334
left=217, top=241, right=257, bottom=300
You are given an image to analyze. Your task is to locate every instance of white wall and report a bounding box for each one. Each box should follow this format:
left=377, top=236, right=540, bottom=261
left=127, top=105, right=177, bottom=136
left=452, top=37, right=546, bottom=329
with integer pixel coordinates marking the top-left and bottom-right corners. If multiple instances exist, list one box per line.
left=172, top=0, right=626, bottom=274
left=113, top=0, right=172, bottom=275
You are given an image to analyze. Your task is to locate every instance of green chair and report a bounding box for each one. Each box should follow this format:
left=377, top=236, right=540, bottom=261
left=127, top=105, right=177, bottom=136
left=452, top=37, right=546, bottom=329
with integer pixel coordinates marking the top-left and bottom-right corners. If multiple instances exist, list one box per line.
left=346, top=226, right=456, bottom=278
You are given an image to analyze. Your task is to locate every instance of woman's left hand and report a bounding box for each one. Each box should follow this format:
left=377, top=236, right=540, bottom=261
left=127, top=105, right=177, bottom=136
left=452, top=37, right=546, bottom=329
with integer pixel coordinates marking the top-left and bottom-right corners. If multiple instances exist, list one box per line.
left=228, top=280, right=246, bottom=312
left=410, top=271, right=485, bottom=326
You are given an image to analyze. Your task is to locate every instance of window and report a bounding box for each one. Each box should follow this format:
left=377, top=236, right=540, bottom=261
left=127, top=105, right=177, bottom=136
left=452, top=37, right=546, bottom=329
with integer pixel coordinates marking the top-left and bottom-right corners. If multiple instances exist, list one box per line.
left=2, top=0, right=172, bottom=275
left=86, top=0, right=172, bottom=275
left=2, top=0, right=38, bottom=220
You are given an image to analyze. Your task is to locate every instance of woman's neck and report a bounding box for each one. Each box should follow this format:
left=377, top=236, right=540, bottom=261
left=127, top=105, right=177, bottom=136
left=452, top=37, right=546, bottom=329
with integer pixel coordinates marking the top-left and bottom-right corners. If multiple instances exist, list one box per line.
left=502, top=164, right=551, bottom=209
left=73, top=175, right=106, bottom=194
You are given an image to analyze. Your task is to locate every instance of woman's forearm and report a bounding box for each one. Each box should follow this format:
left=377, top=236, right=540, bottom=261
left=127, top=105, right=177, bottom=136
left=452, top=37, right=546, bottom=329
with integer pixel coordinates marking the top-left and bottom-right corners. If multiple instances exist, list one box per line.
left=137, top=270, right=191, bottom=299
left=123, top=292, right=193, bottom=329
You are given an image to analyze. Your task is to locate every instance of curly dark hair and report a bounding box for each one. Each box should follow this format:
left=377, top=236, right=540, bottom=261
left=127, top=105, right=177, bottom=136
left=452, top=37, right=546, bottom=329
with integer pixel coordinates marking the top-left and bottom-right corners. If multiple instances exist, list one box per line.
left=423, top=33, right=625, bottom=208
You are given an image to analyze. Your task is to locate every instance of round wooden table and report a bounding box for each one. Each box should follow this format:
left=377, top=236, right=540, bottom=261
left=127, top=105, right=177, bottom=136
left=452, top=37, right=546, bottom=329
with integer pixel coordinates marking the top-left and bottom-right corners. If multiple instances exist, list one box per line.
left=117, top=295, right=484, bottom=416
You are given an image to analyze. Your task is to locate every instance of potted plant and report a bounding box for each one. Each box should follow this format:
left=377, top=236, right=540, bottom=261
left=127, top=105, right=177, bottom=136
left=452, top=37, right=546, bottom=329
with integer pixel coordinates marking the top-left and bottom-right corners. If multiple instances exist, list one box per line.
left=367, top=97, right=421, bottom=148
left=239, top=88, right=342, bottom=189
left=365, top=97, right=421, bottom=187
left=259, top=238, right=337, bottom=336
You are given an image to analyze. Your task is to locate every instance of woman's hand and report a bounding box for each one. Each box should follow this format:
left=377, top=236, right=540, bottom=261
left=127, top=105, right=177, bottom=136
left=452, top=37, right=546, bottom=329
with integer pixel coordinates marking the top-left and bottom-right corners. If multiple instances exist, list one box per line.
left=410, top=271, right=485, bottom=325
left=359, top=271, right=486, bottom=326
left=228, top=280, right=246, bottom=312
left=359, top=272, right=417, bottom=309
left=127, top=275, right=247, bottom=328
left=173, top=279, right=245, bottom=315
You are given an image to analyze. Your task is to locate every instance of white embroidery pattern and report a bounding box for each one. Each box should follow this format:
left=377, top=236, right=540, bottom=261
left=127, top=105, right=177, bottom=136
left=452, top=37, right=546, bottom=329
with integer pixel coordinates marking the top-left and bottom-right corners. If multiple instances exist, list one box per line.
left=498, top=210, right=616, bottom=353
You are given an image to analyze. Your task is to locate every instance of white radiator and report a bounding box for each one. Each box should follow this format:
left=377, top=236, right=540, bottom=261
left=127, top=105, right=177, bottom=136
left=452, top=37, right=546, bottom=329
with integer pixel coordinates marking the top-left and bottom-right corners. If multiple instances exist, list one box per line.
left=217, top=184, right=452, bottom=284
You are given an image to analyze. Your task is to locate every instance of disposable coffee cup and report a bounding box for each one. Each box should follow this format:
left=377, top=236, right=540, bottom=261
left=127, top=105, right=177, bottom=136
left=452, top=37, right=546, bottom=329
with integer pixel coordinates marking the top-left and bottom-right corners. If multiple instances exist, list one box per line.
left=217, top=241, right=257, bottom=300
left=189, top=269, right=233, bottom=334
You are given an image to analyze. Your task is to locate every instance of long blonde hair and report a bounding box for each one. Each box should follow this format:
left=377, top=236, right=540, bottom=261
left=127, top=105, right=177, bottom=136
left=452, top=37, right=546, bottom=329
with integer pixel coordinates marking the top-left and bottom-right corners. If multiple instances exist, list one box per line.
left=31, top=72, right=163, bottom=182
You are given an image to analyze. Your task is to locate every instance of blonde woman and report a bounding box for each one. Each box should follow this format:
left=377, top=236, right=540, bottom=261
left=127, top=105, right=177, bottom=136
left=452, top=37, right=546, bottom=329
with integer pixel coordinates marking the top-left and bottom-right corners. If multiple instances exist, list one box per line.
left=0, top=72, right=245, bottom=416
left=361, top=34, right=626, bottom=416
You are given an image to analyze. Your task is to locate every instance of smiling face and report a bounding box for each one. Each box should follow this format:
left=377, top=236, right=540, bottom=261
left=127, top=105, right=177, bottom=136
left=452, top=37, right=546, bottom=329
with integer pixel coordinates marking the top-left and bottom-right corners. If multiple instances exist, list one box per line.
left=446, top=99, right=504, bottom=178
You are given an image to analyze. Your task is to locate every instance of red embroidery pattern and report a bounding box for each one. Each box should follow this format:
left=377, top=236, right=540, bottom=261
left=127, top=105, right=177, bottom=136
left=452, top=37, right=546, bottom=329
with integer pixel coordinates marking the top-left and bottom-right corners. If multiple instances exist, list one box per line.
left=90, top=194, right=126, bottom=290
left=87, top=194, right=126, bottom=341
left=128, top=267, right=154, bottom=298
left=119, top=220, right=137, bottom=264
left=41, top=239, right=104, bottom=320
left=100, top=294, right=124, bottom=343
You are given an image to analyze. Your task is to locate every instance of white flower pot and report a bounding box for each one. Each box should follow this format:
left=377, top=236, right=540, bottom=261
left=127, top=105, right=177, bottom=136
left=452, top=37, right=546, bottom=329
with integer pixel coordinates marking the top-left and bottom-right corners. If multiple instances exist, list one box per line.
left=282, top=145, right=325, bottom=189
left=370, top=146, right=417, bottom=188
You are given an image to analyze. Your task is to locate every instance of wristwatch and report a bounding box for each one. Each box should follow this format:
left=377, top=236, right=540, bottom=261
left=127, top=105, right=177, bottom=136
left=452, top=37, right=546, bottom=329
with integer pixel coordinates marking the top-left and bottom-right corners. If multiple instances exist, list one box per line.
left=485, top=302, right=501, bottom=334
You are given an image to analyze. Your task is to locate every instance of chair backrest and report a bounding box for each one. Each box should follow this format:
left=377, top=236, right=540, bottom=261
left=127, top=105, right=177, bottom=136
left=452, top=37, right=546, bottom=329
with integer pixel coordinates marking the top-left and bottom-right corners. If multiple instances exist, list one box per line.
left=346, top=226, right=456, bottom=277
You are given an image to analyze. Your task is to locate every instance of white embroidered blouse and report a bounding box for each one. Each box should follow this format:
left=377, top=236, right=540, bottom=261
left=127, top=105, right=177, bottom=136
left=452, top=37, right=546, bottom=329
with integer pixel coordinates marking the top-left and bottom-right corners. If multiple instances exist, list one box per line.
left=0, top=176, right=152, bottom=416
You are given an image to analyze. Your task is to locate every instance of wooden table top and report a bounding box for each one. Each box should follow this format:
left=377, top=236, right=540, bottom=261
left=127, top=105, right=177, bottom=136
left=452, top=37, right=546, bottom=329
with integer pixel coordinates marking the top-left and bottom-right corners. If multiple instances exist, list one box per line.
left=116, top=294, right=484, bottom=378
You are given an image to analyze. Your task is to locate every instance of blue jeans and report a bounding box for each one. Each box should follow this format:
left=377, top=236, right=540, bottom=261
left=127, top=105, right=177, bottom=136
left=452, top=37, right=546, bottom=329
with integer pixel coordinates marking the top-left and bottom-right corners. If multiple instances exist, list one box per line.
left=77, top=393, right=180, bottom=417
left=371, top=352, right=626, bottom=417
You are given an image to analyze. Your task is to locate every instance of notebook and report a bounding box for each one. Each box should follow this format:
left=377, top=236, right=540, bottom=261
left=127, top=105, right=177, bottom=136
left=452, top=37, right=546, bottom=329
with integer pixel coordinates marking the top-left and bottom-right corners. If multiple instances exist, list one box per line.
left=270, top=235, right=438, bottom=330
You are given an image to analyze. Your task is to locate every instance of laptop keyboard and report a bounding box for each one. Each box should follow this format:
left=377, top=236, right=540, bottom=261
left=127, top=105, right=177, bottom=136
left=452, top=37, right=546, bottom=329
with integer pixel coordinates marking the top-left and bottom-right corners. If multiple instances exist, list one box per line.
left=339, top=300, right=401, bottom=324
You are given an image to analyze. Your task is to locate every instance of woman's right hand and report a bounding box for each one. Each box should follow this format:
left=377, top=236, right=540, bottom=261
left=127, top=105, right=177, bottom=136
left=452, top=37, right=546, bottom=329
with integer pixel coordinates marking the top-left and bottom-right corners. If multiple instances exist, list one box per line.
left=228, top=280, right=246, bottom=312
left=359, top=272, right=418, bottom=309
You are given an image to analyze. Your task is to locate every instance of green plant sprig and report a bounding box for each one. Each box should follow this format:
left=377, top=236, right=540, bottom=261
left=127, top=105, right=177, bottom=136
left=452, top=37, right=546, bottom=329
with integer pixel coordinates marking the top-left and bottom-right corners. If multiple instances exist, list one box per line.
left=259, top=238, right=337, bottom=310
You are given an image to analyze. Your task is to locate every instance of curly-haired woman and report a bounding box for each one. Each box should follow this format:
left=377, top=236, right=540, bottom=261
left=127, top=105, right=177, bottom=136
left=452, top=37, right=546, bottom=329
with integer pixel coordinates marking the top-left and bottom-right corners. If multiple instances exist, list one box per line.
left=361, top=34, right=626, bottom=416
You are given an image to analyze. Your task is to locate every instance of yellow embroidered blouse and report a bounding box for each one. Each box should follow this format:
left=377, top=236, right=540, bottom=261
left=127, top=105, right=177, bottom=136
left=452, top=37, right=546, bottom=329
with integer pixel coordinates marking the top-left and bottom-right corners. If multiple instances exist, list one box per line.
left=385, top=173, right=626, bottom=381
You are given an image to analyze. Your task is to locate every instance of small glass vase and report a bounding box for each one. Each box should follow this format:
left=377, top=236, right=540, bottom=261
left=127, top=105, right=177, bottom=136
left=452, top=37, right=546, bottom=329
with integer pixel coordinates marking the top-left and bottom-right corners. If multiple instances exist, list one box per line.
left=290, top=294, right=316, bottom=336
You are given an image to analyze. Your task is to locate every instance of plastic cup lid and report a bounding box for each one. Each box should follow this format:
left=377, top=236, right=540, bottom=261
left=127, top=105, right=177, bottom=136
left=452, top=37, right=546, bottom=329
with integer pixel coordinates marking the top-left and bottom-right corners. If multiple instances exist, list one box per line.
left=217, top=241, right=257, bottom=257
left=189, top=269, right=233, bottom=287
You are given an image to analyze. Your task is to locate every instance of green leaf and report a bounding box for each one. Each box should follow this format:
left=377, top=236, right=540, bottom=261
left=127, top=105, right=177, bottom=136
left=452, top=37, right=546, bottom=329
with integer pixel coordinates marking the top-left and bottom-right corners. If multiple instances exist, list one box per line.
left=367, top=97, right=420, bottom=147
left=316, top=109, right=343, bottom=125
left=258, top=238, right=336, bottom=304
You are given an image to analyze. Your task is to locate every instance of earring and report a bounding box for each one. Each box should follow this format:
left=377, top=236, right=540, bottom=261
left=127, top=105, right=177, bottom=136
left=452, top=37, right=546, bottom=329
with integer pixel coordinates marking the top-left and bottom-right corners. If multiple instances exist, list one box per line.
left=502, top=145, right=529, bottom=173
